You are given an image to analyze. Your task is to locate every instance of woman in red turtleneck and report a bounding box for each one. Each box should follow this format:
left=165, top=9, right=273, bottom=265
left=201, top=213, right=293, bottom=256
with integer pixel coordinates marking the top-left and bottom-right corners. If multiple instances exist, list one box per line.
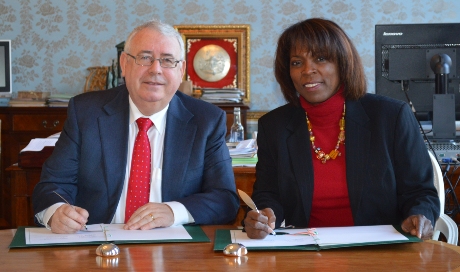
left=243, top=18, right=439, bottom=240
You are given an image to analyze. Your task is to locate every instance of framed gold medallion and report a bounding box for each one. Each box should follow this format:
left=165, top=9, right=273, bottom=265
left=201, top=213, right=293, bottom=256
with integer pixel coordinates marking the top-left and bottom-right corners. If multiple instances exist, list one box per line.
left=174, top=24, right=250, bottom=103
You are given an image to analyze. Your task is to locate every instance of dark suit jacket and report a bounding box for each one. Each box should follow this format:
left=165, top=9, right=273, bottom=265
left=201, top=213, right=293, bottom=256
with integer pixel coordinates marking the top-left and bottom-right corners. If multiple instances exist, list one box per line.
left=33, top=85, right=239, bottom=225
left=253, top=93, right=440, bottom=228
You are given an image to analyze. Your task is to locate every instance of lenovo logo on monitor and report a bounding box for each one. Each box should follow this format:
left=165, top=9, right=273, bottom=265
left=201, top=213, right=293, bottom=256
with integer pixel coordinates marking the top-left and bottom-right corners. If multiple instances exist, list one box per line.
left=375, top=23, right=460, bottom=123
left=383, top=32, right=403, bottom=36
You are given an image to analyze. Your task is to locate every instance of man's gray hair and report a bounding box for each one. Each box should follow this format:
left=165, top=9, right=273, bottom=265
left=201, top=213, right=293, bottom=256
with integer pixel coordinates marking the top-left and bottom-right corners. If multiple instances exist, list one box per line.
left=124, top=18, right=185, bottom=60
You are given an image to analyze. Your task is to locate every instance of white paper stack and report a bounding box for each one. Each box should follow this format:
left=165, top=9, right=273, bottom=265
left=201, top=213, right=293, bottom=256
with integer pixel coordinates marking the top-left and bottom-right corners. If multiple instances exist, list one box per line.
left=229, top=139, right=257, bottom=158
left=200, top=88, right=244, bottom=103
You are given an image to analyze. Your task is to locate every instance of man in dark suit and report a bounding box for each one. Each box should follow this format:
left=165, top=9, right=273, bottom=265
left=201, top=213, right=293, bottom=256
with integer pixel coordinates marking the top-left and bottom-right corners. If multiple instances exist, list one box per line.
left=32, top=19, right=239, bottom=234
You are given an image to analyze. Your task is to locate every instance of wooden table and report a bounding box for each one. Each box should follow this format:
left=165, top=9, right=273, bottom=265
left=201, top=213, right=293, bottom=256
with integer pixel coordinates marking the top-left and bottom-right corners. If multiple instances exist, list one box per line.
left=2, top=225, right=460, bottom=271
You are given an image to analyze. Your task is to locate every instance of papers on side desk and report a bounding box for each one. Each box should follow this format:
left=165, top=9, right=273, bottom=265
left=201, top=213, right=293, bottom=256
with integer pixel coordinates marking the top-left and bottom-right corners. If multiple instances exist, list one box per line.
left=25, top=224, right=192, bottom=245
left=47, top=93, right=73, bottom=107
left=228, top=139, right=258, bottom=166
left=200, top=88, right=244, bottom=103
left=20, top=132, right=60, bottom=152
left=229, top=139, right=257, bottom=157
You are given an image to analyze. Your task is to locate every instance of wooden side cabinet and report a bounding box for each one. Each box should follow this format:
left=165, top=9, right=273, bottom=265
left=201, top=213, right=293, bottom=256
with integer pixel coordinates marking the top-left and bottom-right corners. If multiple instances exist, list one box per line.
left=0, top=107, right=67, bottom=228
left=5, top=165, right=42, bottom=227
left=233, top=166, right=256, bottom=225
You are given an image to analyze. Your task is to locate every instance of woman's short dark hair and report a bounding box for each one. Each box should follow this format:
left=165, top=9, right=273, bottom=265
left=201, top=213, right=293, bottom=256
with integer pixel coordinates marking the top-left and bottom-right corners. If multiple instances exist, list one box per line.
left=274, top=18, right=367, bottom=106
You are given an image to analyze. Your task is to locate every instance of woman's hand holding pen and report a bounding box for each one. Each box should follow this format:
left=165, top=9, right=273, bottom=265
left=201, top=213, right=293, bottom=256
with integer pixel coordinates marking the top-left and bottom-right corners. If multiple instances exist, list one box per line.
left=49, top=204, right=89, bottom=234
left=244, top=208, right=276, bottom=239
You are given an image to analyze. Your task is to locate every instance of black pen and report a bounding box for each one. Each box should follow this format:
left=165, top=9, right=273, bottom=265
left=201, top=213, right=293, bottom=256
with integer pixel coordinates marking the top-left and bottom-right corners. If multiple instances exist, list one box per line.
left=273, top=232, right=290, bottom=235
left=53, top=191, right=88, bottom=230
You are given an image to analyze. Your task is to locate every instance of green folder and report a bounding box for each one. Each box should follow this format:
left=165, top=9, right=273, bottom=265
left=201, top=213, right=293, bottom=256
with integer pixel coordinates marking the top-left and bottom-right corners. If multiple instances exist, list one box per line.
left=231, top=157, right=258, bottom=165
left=9, top=225, right=210, bottom=248
left=214, top=225, right=422, bottom=251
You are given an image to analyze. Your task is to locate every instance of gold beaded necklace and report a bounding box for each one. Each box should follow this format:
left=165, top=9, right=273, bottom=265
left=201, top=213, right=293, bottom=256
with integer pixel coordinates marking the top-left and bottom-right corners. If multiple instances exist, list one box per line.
left=305, top=102, right=346, bottom=164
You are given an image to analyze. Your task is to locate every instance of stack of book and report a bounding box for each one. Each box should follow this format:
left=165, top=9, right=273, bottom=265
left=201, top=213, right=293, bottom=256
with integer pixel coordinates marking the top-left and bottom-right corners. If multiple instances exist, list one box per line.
left=8, top=91, right=49, bottom=107
left=200, top=88, right=244, bottom=103
left=231, top=156, right=258, bottom=167
left=47, top=93, right=74, bottom=107
left=228, top=139, right=258, bottom=167
left=0, top=93, right=11, bottom=106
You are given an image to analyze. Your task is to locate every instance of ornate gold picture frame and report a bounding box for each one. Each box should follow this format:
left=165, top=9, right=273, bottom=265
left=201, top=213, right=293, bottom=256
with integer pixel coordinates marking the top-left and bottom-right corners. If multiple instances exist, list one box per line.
left=174, top=24, right=250, bottom=103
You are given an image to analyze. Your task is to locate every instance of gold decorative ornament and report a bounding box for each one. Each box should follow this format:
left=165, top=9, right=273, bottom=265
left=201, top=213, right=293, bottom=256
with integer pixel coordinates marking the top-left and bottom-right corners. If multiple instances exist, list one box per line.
left=84, top=66, right=109, bottom=92
left=193, top=44, right=231, bottom=82
left=173, top=24, right=251, bottom=103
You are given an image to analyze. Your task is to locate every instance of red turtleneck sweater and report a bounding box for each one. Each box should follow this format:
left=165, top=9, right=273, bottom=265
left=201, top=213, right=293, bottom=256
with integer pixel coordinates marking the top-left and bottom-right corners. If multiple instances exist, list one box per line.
left=299, top=88, right=354, bottom=227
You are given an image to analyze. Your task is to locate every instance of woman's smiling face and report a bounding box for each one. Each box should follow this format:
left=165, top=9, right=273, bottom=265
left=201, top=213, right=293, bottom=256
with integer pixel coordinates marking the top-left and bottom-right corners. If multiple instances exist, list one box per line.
left=289, top=47, right=340, bottom=104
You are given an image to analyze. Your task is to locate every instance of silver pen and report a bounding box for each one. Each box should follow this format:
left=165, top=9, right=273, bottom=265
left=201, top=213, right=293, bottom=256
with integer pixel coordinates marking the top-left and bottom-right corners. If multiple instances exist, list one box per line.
left=53, top=191, right=88, bottom=230
left=237, top=189, right=276, bottom=236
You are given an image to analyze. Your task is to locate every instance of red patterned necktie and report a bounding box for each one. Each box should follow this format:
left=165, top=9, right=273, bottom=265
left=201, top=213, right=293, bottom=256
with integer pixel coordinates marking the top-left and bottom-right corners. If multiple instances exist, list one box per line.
left=125, top=118, right=153, bottom=223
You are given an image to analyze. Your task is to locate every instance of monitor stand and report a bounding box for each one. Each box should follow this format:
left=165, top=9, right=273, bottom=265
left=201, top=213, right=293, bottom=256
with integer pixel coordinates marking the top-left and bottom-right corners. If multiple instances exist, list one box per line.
left=432, top=94, right=456, bottom=140
left=427, top=94, right=459, bottom=162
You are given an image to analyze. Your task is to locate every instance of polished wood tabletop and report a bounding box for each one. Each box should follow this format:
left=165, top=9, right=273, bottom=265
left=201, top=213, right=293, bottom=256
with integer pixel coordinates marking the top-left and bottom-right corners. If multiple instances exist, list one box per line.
left=2, top=225, right=460, bottom=271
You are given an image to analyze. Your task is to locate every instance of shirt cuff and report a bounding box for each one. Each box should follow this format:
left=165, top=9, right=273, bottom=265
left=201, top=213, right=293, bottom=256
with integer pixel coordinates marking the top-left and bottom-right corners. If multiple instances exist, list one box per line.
left=164, top=201, right=195, bottom=225
left=35, top=203, right=65, bottom=229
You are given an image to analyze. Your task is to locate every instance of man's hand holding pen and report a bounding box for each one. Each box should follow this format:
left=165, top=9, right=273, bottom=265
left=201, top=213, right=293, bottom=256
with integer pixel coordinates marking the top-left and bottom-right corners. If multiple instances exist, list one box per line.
left=244, top=208, right=276, bottom=239
left=49, top=204, right=89, bottom=234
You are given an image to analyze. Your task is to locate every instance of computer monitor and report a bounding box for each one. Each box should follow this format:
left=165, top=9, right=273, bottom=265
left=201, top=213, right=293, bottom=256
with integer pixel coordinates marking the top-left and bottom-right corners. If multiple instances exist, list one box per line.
left=0, top=40, right=11, bottom=96
left=375, top=23, right=460, bottom=122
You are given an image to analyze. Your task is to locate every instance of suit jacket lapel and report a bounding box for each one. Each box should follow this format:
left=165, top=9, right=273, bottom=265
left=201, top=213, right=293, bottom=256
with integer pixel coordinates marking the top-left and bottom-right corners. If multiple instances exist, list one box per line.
left=99, top=88, right=130, bottom=211
left=345, top=99, right=371, bottom=219
left=286, top=107, right=314, bottom=220
left=161, top=94, right=195, bottom=201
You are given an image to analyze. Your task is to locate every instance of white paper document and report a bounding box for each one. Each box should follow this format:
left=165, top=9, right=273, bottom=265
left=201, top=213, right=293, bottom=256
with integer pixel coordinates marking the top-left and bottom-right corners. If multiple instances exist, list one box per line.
left=231, top=229, right=317, bottom=247
left=310, top=225, right=408, bottom=246
left=25, top=224, right=192, bottom=245
left=20, top=138, right=58, bottom=152
left=231, top=225, right=408, bottom=248
left=229, top=139, right=257, bottom=157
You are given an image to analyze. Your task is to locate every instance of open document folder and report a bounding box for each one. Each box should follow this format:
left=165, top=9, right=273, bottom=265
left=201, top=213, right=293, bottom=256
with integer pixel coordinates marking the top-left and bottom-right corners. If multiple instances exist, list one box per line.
left=9, top=224, right=209, bottom=248
left=214, top=225, right=421, bottom=251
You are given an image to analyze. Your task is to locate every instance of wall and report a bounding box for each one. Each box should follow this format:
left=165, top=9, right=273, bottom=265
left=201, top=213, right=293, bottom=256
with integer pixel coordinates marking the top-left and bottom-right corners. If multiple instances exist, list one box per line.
left=2, top=0, right=460, bottom=111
